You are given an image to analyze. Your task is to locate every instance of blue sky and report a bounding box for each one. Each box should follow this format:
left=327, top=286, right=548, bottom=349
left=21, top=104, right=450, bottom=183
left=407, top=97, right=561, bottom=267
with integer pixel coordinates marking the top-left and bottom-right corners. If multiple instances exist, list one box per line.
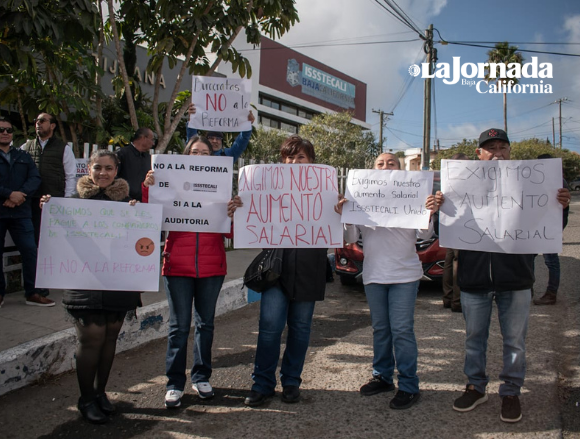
left=276, top=0, right=580, bottom=154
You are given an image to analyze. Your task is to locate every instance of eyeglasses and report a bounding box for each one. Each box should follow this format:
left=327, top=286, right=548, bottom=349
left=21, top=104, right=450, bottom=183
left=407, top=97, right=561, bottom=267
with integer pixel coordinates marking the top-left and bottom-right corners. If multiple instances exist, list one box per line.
left=207, top=136, right=222, bottom=142
left=190, top=151, right=211, bottom=156
left=0, top=127, right=14, bottom=134
left=35, top=118, right=49, bottom=124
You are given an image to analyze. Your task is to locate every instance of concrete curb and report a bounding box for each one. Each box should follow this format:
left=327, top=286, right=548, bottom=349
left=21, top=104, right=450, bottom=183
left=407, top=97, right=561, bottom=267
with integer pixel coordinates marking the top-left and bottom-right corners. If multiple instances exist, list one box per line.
left=0, top=278, right=248, bottom=396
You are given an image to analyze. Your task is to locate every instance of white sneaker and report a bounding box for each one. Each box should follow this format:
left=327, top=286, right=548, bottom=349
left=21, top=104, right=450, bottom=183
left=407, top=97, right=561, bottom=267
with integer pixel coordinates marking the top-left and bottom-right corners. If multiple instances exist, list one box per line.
left=193, top=382, right=214, bottom=399
left=165, top=389, right=183, bottom=408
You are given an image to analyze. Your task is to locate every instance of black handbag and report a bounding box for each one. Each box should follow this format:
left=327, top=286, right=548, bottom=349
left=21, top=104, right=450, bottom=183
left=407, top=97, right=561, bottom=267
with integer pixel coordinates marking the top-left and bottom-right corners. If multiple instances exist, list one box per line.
left=243, top=248, right=284, bottom=292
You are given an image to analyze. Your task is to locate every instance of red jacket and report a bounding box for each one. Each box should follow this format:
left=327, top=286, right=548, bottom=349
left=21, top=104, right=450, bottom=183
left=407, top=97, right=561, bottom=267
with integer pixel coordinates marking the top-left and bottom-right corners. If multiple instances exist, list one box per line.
left=142, top=185, right=233, bottom=278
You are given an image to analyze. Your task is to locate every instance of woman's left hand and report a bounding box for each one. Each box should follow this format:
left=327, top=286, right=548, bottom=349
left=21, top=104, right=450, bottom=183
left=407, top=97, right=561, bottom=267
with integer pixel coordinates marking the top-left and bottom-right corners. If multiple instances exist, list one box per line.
left=227, top=195, right=243, bottom=218
left=334, top=194, right=347, bottom=215
left=426, top=191, right=444, bottom=212
left=129, top=199, right=138, bottom=206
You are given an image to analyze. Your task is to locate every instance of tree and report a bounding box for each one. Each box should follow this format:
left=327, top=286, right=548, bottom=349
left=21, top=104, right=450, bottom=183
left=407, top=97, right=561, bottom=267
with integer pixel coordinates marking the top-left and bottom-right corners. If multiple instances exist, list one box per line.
left=485, top=42, right=524, bottom=133
left=430, top=139, right=479, bottom=170
left=109, top=0, right=300, bottom=153
left=298, top=112, right=377, bottom=169
left=246, top=126, right=288, bottom=163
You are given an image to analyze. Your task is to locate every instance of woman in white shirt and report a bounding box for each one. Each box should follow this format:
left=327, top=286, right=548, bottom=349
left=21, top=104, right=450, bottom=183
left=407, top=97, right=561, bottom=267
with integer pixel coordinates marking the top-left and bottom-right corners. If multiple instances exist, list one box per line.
left=336, top=153, right=443, bottom=410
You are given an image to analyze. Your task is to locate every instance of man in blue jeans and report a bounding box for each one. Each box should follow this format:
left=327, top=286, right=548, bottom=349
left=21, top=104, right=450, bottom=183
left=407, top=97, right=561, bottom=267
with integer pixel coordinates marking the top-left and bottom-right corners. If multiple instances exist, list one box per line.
left=0, top=117, right=53, bottom=308
left=450, top=128, right=571, bottom=423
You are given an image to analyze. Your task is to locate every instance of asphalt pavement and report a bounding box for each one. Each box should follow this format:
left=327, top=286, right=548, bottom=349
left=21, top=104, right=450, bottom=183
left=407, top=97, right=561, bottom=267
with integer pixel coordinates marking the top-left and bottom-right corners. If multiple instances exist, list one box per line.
left=0, top=195, right=579, bottom=438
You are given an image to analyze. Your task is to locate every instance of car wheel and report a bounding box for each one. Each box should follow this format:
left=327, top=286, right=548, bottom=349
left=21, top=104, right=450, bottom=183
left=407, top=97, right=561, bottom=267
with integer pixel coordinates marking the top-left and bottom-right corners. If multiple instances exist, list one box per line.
left=339, top=274, right=357, bottom=285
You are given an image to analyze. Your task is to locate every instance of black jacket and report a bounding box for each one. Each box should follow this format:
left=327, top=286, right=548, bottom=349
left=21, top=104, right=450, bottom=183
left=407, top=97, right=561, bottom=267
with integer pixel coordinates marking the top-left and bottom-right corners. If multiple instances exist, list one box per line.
left=457, top=250, right=535, bottom=293
left=0, top=147, right=41, bottom=219
left=116, top=144, right=151, bottom=201
left=62, top=176, right=141, bottom=312
left=278, top=248, right=328, bottom=302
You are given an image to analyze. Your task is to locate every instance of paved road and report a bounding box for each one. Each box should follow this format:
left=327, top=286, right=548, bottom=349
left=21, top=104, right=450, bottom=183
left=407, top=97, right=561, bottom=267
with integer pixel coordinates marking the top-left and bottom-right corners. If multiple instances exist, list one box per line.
left=0, top=196, right=579, bottom=438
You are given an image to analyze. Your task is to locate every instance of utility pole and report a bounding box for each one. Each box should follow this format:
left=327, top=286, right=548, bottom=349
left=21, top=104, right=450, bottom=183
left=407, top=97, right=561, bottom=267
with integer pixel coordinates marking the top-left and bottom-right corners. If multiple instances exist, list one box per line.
left=372, top=108, right=394, bottom=154
left=553, top=97, right=568, bottom=148
left=422, top=24, right=435, bottom=170
left=552, top=117, right=555, bottom=147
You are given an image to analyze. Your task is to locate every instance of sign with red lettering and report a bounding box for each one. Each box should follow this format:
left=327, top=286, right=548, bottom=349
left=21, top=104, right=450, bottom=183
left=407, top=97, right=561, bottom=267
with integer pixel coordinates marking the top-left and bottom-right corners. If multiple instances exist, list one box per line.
left=440, top=159, right=563, bottom=254
left=36, top=197, right=163, bottom=291
left=234, top=164, right=343, bottom=248
left=342, top=169, right=434, bottom=229
left=189, top=76, right=252, bottom=132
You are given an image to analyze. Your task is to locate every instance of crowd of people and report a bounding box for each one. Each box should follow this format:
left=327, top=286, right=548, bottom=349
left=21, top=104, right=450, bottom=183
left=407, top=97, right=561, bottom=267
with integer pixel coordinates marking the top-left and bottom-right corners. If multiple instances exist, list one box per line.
left=0, top=115, right=572, bottom=426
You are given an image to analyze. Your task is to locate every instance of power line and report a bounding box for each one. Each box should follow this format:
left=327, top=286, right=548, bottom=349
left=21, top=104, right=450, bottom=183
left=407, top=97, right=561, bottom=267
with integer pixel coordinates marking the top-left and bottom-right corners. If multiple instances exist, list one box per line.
left=445, top=41, right=580, bottom=57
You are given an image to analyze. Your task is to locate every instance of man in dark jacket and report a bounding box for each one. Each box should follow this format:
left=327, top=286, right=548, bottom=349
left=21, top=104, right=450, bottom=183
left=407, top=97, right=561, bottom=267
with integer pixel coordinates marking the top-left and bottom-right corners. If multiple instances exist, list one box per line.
left=451, top=128, right=571, bottom=423
left=0, top=118, right=54, bottom=307
left=116, top=127, right=156, bottom=201
left=21, top=112, right=76, bottom=244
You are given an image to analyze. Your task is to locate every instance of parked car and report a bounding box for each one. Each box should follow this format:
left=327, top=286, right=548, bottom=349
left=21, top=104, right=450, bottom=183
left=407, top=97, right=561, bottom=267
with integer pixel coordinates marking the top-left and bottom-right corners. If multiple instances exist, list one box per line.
left=570, top=178, right=580, bottom=191
left=334, top=171, right=446, bottom=285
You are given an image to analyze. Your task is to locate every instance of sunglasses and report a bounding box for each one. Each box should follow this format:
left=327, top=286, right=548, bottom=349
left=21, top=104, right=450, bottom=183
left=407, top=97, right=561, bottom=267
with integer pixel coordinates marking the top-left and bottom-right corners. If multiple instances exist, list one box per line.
left=0, top=127, right=14, bottom=134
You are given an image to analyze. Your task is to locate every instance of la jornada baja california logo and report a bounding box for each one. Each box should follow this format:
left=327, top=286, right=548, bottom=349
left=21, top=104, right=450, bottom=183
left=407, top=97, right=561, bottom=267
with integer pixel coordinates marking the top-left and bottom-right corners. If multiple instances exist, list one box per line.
left=408, top=57, right=552, bottom=94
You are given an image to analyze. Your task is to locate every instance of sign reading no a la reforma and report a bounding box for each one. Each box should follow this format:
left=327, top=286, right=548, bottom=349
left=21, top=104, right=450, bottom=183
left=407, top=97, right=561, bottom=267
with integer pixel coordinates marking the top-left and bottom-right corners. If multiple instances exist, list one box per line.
left=439, top=159, right=563, bottom=254
left=234, top=164, right=343, bottom=248
left=342, top=169, right=433, bottom=229
left=188, top=76, right=252, bottom=132
left=36, top=197, right=163, bottom=292
left=149, top=154, right=233, bottom=232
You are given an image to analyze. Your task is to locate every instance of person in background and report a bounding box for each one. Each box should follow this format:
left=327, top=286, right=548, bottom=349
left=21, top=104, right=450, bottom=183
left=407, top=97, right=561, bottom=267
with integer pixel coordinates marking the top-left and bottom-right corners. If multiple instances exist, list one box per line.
left=0, top=117, right=51, bottom=308
left=336, top=152, right=443, bottom=410
left=533, top=153, right=570, bottom=305
left=142, top=136, right=242, bottom=409
left=450, top=128, right=571, bottom=423
left=41, top=150, right=141, bottom=424
left=244, top=135, right=331, bottom=407
left=186, top=103, right=254, bottom=161
left=116, top=127, right=156, bottom=201
left=442, top=152, right=469, bottom=313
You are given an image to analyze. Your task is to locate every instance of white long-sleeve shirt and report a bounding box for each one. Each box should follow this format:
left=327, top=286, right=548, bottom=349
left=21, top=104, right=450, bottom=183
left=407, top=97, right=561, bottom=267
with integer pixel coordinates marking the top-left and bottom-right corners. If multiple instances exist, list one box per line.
left=344, top=222, right=434, bottom=285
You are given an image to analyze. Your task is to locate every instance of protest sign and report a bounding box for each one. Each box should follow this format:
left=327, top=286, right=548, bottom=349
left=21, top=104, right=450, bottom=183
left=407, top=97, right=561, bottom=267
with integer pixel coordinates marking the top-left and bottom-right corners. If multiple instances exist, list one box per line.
left=36, top=197, right=163, bottom=291
left=149, top=154, right=233, bottom=232
left=439, top=159, right=563, bottom=254
left=342, top=169, right=434, bottom=229
left=188, top=76, right=252, bottom=132
left=234, top=164, right=343, bottom=248
left=76, top=158, right=88, bottom=180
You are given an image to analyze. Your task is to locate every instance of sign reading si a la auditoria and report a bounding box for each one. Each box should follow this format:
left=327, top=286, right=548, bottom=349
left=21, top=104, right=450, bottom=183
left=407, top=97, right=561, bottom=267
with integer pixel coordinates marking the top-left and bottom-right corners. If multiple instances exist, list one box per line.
left=408, top=57, right=552, bottom=94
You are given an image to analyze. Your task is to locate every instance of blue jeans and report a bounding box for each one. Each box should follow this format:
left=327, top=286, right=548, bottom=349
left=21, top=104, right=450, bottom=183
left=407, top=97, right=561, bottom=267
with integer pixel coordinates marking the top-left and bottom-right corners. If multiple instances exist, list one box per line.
left=461, top=289, right=531, bottom=397
left=251, top=285, right=316, bottom=394
left=164, top=275, right=224, bottom=391
left=543, top=253, right=560, bottom=292
left=364, top=281, right=420, bottom=394
left=0, top=218, right=39, bottom=298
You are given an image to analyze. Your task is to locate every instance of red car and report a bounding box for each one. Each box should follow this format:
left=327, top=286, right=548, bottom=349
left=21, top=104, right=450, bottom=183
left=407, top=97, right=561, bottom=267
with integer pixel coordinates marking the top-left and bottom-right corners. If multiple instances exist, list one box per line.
left=334, top=171, right=445, bottom=285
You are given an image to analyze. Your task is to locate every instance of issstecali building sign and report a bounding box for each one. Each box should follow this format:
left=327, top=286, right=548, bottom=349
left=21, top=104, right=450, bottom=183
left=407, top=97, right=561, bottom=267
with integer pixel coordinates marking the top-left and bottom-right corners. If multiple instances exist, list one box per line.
left=259, top=37, right=367, bottom=121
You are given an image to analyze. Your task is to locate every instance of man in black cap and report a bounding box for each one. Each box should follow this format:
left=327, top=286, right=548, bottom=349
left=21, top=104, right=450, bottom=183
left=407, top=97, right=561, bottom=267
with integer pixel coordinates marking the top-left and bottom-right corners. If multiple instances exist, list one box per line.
left=450, top=128, right=571, bottom=423
left=186, top=103, right=254, bottom=161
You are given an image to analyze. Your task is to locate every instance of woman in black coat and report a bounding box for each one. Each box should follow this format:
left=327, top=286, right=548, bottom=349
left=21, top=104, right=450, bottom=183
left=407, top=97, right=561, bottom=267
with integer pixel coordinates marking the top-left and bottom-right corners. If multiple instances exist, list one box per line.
left=41, top=150, right=140, bottom=424
left=244, top=135, right=329, bottom=407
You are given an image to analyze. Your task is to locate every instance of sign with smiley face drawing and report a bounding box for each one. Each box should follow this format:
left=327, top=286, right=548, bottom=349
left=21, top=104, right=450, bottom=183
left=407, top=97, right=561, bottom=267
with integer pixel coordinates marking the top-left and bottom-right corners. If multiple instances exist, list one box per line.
left=36, top=197, right=163, bottom=292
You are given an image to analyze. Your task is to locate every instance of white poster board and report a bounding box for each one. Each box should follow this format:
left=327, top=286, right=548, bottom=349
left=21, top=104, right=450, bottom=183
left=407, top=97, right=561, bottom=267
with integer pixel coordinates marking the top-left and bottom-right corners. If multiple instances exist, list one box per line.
left=342, top=169, right=433, bottom=229
left=36, top=197, right=163, bottom=291
left=149, top=154, right=233, bottom=232
left=76, top=158, right=89, bottom=180
left=234, top=164, right=343, bottom=248
left=439, top=159, right=563, bottom=254
left=188, top=76, right=252, bottom=132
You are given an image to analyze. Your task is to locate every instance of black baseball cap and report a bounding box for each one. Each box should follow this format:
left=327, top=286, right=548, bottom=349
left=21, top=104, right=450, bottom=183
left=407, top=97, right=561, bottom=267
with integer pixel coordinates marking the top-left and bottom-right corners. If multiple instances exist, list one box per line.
left=479, top=128, right=510, bottom=148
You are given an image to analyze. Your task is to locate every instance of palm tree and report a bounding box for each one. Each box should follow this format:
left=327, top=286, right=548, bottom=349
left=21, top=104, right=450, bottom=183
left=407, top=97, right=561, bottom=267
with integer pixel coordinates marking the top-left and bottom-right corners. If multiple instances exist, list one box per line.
left=484, top=42, right=524, bottom=133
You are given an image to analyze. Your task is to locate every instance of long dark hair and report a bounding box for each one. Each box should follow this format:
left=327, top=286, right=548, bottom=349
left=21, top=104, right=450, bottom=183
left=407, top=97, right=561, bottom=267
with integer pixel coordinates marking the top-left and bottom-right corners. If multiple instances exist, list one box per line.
left=183, top=135, right=213, bottom=155
left=280, top=135, right=315, bottom=163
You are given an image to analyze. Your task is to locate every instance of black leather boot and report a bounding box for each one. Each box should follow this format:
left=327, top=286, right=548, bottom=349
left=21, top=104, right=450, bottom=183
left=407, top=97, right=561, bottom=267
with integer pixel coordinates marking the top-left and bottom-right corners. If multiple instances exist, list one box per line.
left=78, top=398, right=108, bottom=424
left=96, top=393, right=116, bottom=415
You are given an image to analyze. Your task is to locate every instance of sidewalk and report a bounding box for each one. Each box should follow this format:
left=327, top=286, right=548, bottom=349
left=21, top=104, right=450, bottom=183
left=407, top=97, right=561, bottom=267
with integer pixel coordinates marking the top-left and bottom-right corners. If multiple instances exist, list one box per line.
left=0, top=248, right=260, bottom=395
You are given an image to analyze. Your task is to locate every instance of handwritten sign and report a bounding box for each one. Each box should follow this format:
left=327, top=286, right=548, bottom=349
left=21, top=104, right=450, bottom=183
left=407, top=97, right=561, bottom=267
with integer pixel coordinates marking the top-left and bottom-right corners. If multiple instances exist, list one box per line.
left=188, top=76, right=252, bottom=132
left=439, top=159, right=563, bottom=254
left=36, top=197, right=163, bottom=291
left=149, top=154, right=233, bottom=232
left=76, top=158, right=88, bottom=180
left=342, top=169, right=433, bottom=229
left=234, top=164, right=342, bottom=248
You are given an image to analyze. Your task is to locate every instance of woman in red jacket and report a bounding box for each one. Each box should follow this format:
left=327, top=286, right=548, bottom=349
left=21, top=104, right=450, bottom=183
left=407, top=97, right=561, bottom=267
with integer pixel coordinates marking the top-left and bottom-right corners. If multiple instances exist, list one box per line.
left=142, top=136, right=240, bottom=408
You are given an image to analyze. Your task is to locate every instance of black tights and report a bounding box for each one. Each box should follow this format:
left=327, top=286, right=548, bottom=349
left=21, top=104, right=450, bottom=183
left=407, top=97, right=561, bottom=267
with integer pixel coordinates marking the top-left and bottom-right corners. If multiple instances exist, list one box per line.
left=74, top=314, right=125, bottom=401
